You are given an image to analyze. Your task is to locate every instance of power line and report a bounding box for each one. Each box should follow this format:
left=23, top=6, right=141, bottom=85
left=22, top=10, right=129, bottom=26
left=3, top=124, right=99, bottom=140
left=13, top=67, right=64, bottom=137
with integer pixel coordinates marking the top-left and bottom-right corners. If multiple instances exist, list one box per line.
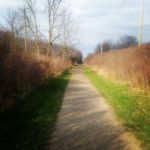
left=100, top=0, right=128, bottom=53
left=106, top=0, right=131, bottom=39
left=101, top=0, right=128, bottom=37
left=81, top=0, right=128, bottom=37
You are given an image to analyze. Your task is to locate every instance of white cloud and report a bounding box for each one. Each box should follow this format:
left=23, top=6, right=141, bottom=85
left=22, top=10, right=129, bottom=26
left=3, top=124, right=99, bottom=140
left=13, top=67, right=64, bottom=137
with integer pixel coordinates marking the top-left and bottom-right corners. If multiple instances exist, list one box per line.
left=69, top=0, right=150, bottom=56
left=0, top=0, right=149, bottom=56
left=0, top=0, right=22, bottom=8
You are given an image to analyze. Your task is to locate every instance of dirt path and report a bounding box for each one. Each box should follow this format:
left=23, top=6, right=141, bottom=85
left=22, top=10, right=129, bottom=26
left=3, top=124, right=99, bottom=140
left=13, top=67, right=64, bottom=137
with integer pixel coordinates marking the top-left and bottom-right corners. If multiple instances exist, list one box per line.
left=49, top=66, right=140, bottom=150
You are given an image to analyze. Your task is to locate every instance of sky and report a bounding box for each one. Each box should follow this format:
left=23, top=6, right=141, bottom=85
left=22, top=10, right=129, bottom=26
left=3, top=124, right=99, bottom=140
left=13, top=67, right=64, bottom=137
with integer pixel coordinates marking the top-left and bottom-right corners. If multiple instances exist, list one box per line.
left=0, top=0, right=150, bottom=57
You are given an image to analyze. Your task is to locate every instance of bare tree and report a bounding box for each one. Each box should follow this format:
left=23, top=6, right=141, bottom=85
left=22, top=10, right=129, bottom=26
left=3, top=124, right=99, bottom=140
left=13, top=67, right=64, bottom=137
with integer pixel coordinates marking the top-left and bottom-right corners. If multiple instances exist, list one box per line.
left=5, top=7, right=30, bottom=51
left=95, top=39, right=113, bottom=53
left=60, top=9, right=78, bottom=60
left=5, top=9, right=22, bottom=39
left=22, top=6, right=28, bottom=50
left=116, top=35, right=138, bottom=49
left=69, top=47, right=83, bottom=64
left=46, top=0, right=62, bottom=56
left=4, top=9, right=25, bottom=52
left=95, top=35, right=138, bottom=53
left=61, top=10, right=69, bottom=60
left=24, top=0, right=40, bottom=57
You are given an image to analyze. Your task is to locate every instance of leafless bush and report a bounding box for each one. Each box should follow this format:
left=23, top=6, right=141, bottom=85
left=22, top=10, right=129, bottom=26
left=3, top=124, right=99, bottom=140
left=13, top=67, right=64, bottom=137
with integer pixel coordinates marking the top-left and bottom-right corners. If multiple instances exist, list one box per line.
left=0, top=30, right=71, bottom=100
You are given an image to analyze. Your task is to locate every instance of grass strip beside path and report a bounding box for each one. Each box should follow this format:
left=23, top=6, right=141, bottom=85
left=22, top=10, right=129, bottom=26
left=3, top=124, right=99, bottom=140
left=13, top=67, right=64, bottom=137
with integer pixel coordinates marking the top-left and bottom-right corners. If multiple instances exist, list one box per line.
left=0, top=69, right=71, bottom=150
left=84, top=67, right=150, bottom=150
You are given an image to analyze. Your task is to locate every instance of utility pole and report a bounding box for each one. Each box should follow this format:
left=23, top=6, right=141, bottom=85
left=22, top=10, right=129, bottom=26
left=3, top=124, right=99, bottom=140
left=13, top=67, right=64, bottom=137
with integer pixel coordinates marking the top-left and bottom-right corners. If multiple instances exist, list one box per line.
left=138, top=0, right=144, bottom=47
left=101, top=42, right=103, bottom=54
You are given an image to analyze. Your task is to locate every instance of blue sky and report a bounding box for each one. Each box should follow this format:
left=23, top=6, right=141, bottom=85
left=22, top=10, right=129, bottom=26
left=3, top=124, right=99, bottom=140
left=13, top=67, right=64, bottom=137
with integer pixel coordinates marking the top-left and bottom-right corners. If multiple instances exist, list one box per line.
left=0, top=0, right=150, bottom=57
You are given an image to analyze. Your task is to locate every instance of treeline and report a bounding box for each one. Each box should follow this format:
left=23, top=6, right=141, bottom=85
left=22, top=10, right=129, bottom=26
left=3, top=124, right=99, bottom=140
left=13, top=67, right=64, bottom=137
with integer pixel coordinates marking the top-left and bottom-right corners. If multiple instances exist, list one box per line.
left=86, top=42, right=150, bottom=89
left=0, top=0, right=82, bottom=105
left=95, top=35, right=138, bottom=53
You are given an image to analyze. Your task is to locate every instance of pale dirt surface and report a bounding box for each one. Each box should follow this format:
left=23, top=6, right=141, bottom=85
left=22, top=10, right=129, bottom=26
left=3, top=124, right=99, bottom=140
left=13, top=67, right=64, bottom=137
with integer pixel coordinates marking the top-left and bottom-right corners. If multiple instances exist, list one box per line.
left=49, top=66, right=141, bottom=150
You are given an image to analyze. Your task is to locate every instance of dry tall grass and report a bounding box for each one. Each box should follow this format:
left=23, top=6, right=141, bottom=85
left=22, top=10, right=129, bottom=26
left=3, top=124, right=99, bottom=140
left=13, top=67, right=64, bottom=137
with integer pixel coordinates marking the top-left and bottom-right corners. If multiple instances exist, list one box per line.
left=0, top=31, right=71, bottom=100
left=0, top=51, right=70, bottom=98
left=86, top=45, right=150, bottom=89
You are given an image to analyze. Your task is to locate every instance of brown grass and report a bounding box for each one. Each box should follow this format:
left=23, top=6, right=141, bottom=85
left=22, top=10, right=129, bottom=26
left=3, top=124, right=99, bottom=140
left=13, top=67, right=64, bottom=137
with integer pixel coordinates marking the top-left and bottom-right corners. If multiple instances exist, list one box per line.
left=85, top=45, right=150, bottom=89
left=0, top=51, right=70, bottom=98
left=0, top=30, right=71, bottom=101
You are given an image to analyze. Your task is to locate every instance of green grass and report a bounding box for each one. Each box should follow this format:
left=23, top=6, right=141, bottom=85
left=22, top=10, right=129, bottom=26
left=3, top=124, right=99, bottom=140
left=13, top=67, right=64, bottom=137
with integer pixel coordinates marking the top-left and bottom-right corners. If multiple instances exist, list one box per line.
left=84, top=67, right=150, bottom=150
left=0, top=69, right=71, bottom=150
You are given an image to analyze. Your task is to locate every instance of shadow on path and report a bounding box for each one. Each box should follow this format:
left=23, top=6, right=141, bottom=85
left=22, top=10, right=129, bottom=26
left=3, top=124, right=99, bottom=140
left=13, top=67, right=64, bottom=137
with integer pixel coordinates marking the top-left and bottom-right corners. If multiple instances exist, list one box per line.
left=0, top=70, right=70, bottom=150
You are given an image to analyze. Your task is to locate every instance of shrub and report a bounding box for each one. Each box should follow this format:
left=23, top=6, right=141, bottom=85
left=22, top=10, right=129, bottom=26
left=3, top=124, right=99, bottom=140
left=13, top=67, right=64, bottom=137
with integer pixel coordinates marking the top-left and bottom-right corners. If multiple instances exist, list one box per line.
left=0, top=30, right=71, bottom=102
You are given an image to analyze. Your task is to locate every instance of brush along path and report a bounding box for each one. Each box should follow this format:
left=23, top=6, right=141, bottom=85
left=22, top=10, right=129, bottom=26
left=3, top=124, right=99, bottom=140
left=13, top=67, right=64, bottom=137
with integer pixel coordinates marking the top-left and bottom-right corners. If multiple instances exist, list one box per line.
left=49, top=66, right=140, bottom=150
